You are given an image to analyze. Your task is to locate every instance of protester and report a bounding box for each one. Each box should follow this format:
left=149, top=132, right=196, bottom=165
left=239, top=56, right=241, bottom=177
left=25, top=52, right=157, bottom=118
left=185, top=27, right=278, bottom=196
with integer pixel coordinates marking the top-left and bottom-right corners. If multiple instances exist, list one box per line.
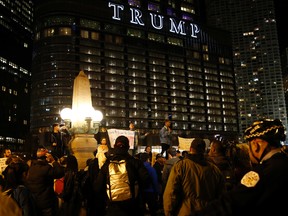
left=207, top=139, right=236, bottom=190
left=3, top=148, right=12, bottom=158
left=26, top=148, right=65, bottom=216
left=159, top=119, right=172, bottom=159
left=94, top=135, right=151, bottom=216
left=2, top=155, right=37, bottom=216
left=59, top=155, right=82, bottom=216
left=163, top=138, right=226, bottom=215
left=139, top=152, right=160, bottom=216
left=162, top=147, right=180, bottom=191
left=144, top=145, right=153, bottom=162
left=196, top=119, right=288, bottom=216
left=153, top=153, right=166, bottom=211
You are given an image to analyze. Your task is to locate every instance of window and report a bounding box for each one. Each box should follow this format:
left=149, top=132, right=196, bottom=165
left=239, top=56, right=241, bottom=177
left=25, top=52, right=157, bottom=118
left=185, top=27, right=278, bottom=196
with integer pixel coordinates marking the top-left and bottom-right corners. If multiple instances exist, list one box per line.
left=81, top=30, right=89, bottom=38
left=59, top=27, right=71, bottom=35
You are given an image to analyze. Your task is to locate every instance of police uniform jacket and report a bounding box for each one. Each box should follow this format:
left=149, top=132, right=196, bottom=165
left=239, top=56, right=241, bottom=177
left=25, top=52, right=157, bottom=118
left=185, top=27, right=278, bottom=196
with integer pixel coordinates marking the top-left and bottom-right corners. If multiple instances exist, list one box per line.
left=198, top=149, right=288, bottom=216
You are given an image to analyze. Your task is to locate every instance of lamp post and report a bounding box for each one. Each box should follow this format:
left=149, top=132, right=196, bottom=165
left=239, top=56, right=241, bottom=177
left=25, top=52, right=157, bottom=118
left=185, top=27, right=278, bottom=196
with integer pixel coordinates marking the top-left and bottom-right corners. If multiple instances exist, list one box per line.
left=60, top=71, right=103, bottom=170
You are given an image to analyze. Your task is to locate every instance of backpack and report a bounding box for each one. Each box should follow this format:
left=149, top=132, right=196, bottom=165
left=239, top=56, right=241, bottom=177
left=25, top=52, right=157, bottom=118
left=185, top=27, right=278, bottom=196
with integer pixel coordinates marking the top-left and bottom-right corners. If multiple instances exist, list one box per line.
left=106, top=160, right=133, bottom=202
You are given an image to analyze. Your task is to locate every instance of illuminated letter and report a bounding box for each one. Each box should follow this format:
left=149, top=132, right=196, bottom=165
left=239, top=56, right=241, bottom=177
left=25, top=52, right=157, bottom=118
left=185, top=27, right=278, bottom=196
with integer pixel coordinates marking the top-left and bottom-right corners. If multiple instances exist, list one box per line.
left=130, top=8, right=145, bottom=26
left=169, top=18, right=186, bottom=35
left=190, top=23, right=200, bottom=38
left=150, top=13, right=164, bottom=30
left=108, top=2, right=124, bottom=20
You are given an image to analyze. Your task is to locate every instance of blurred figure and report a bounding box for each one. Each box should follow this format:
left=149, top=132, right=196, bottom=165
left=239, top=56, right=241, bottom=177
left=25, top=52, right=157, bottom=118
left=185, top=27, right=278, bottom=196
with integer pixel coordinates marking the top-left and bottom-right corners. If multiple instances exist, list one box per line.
left=50, top=123, right=69, bottom=159
left=176, top=150, right=182, bottom=158
left=207, top=139, right=236, bottom=190
left=0, top=192, right=22, bottom=216
left=162, top=147, right=180, bottom=191
left=163, top=138, right=226, bottom=215
left=59, top=155, right=82, bottom=216
left=2, top=155, right=37, bottom=216
left=139, top=153, right=160, bottom=216
left=26, top=148, right=65, bottom=216
left=129, top=122, right=149, bottom=156
left=153, top=153, right=166, bottom=211
left=159, top=119, right=172, bottom=159
left=144, top=145, right=153, bottom=162
left=197, top=119, right=288, bottom=216
left=3, top=148, right=12, bottom=158
left=96, top=140, right=109, bottom=169
left=181, top=150, right=189, bottom=159
left=85, top=142, right=109, bottom=216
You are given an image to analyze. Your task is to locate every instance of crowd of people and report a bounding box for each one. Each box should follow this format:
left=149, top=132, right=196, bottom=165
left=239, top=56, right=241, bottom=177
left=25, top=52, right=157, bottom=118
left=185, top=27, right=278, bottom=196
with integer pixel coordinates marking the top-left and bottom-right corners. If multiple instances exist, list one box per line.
left=1, top=118, right=288, bottom=216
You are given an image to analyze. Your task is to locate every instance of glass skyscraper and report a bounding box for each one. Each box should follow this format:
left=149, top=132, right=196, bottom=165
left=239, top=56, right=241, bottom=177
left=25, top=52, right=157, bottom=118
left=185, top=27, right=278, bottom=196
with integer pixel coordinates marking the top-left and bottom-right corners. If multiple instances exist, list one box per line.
left=206, top=0, right=287, bottom=141
left=0, top=0, right=33, bottom=151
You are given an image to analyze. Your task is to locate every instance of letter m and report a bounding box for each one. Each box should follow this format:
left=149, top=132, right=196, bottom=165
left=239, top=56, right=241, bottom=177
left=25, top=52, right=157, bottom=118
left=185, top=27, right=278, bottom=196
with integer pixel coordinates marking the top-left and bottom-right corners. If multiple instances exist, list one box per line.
left=169, top=18, right=186, bottom=35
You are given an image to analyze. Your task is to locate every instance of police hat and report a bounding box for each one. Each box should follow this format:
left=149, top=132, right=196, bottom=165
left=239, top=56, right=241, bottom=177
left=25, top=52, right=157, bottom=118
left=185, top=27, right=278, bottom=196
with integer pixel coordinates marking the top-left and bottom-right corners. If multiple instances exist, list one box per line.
left=244, top=119, right=286, bottom=147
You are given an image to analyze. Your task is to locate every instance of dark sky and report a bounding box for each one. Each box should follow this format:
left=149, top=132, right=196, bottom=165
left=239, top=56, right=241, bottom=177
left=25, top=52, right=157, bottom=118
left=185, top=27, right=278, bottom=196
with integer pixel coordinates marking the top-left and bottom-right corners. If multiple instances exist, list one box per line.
left=274, top=0, right=288, bottom=54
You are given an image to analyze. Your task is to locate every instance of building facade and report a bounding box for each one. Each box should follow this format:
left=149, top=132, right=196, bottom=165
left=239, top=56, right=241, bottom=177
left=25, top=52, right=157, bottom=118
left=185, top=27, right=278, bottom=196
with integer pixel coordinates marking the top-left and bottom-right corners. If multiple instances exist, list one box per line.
left=31, top=0, right=239, bottom=145
left=205, top=0, right=288, bottom=141
left=0, top=0, right=33, bottom=151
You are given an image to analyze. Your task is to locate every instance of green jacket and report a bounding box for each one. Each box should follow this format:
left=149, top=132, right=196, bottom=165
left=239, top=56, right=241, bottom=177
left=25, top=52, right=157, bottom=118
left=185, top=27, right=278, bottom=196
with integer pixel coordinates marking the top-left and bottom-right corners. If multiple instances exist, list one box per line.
left=163, top=154, right=226, bottom=216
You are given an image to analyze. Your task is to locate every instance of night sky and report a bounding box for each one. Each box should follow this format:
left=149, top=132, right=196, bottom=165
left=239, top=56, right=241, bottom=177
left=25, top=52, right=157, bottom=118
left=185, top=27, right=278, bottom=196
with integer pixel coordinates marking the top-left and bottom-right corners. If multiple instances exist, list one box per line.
left=274, top=0, right=288, bottom=54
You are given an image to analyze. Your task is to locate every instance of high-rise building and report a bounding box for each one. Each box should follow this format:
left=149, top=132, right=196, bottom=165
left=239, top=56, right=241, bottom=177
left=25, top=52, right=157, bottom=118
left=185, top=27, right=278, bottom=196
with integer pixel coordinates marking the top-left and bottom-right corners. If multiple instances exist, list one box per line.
left=31, top=0, right=239, bottom=145
left=0, top=0, right=33, bottom=151
left=205, top=0, right=288, bottom=141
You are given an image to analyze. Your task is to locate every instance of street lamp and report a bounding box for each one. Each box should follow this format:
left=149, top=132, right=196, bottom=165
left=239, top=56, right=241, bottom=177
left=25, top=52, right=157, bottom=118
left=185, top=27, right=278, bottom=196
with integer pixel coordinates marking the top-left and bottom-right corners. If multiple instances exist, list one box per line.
left=60, top=107, right=103, bottom=134
left=60, top=70, right=104, bottom=170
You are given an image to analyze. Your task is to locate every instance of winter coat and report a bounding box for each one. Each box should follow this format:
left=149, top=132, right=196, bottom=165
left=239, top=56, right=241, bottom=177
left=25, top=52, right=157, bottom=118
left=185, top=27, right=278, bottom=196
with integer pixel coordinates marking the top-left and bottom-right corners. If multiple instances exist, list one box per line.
left=163, top=154, right=226, bottom=216
left=162, top=157, right=180, bottom=190
left=26, top=159, right=64, bottom=211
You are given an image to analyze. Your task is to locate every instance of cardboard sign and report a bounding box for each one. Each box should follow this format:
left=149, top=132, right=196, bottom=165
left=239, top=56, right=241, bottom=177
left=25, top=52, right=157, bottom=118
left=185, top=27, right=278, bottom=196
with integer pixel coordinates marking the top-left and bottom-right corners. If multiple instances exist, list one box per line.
left=0, top=158, right=8, bottom=174
left=178, top=137, right=194, bottom=151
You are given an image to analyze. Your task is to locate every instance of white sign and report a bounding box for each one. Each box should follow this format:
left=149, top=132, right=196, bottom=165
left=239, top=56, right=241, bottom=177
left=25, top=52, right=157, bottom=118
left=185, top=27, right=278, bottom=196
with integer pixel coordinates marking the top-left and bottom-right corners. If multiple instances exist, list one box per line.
left=178, top=137, right=211, bottom=151
left=0, top=158, right=8, bottom=174
left=178, top=137, right=194, bottom=151
left=107, top=129, right=135, bottom=149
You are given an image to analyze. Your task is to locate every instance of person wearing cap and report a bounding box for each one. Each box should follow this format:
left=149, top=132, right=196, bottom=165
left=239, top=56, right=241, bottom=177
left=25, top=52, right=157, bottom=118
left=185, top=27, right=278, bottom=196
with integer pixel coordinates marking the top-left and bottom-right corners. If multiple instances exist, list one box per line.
left=94, top=135, right=151, bottom=216
left=26, top=148, right=65, bottom=216
left=162, top=147, right=180, bottom=191
left=163, top=138, right=226, bottom=216
left=196, top=119, right=288, bottom=216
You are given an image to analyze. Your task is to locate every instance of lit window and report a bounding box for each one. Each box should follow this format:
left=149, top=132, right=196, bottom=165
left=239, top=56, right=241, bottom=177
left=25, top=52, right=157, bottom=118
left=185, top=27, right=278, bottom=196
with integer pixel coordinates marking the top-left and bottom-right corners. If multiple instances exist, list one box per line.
left=59, top=27, right=71, bottom=35
left=91, top=32, right=99, bottom=40
left=81, top=30, right=89, bottom=38
left=44, top=28, right=55, bottom=37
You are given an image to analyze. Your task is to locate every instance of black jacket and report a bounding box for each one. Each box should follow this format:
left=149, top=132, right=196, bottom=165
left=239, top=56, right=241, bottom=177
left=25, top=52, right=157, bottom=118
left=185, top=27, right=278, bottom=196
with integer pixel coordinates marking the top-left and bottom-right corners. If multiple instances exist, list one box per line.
left=198, top=150, right=288, bottom=216
left=94, top=151, right=150, bottom=216
left=26, top=159, right=64, bottom=210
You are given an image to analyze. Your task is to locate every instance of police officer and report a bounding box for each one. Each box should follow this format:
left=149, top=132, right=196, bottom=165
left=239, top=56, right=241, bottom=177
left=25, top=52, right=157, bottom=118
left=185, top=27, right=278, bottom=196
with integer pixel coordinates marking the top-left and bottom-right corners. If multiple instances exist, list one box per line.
left=197, top=119, right=288, bottom=216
